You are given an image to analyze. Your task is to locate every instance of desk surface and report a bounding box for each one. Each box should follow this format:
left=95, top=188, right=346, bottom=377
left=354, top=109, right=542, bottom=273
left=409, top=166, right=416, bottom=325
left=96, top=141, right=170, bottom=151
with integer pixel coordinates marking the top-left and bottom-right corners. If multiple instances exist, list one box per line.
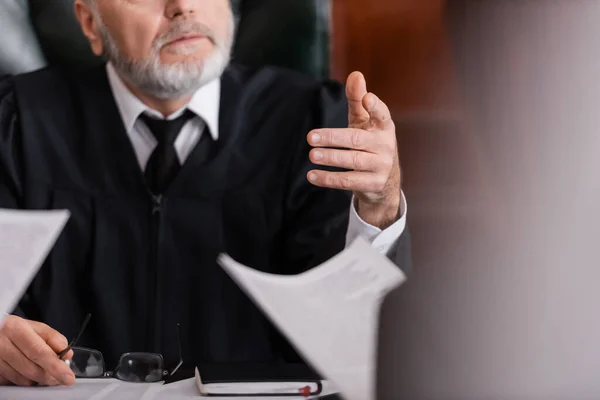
left=0, top=378, right=340, bottom=400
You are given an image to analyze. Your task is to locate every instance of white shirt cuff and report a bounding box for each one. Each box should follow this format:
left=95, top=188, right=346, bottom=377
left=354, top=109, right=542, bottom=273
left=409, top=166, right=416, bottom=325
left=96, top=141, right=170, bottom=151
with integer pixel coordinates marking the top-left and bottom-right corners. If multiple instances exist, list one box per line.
left=345, top=191, right=407, bottom=254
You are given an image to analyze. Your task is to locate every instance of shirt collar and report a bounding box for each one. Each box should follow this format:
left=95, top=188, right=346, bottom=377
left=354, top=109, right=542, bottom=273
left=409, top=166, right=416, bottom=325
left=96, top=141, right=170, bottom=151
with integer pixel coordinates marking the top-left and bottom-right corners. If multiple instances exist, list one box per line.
left=106, top=62, right=220, bottom=140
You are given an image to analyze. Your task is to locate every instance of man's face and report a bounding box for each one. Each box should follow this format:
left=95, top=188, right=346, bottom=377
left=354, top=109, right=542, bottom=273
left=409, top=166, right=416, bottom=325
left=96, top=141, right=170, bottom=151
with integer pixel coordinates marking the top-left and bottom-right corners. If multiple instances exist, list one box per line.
left=81, top=0, right=235, bottom=99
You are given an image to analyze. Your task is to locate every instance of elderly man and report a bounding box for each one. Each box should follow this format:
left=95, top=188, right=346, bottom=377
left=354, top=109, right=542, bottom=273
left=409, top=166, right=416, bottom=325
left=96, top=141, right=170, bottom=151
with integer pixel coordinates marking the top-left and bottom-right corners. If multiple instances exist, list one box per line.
left=0, top=0, right=410, bottom=387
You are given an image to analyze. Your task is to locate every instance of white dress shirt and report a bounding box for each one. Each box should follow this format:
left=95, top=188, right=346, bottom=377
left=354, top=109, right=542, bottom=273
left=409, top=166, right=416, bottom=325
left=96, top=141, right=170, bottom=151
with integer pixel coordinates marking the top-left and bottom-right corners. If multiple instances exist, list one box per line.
left=106, top=63, right=406, bottom=254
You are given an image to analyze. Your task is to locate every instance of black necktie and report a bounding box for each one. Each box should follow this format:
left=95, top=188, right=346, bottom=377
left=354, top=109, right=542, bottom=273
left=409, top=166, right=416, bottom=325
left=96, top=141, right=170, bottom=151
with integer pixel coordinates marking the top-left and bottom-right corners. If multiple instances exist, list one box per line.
left=140, top=110, right=194, bottom=194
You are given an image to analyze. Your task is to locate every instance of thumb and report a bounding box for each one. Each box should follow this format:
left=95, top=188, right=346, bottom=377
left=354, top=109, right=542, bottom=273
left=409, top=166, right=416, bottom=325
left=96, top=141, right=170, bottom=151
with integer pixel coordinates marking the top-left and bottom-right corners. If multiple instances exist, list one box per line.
left=346, top=71, right=370, bottom=127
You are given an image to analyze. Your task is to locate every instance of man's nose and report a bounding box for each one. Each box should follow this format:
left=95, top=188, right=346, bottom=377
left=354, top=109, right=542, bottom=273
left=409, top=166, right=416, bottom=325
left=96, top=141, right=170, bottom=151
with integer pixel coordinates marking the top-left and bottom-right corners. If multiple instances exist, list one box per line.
left=166, top=0, right=196, bottom=19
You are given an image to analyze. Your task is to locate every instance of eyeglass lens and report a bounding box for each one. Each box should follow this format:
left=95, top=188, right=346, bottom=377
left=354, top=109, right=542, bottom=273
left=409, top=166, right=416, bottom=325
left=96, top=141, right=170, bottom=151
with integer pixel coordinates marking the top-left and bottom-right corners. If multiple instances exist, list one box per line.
left=115, top=353, right=165, bottom=382
left=67, top=347, right=105, bottom=378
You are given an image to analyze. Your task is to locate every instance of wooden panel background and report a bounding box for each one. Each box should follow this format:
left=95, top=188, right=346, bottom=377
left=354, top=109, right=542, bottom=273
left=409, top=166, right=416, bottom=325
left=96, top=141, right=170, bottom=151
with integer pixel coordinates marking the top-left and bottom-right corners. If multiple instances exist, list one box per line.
left=330, top=0, right=456, bottom=115
left=330, top=0, right=498, bottom=269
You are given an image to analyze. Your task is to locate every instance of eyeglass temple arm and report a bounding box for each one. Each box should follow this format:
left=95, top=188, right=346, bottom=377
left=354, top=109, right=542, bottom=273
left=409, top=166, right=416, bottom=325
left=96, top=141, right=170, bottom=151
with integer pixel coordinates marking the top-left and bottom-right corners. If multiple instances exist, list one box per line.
left=57, top=313, right=92, bottom=360
left=169, top=323, right=183, bottom=376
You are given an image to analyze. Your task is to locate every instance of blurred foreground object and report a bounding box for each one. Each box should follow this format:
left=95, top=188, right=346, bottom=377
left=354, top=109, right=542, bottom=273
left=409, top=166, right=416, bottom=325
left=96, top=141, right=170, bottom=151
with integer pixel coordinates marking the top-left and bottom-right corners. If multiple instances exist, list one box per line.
left=377, top=1, right=600, bottom=399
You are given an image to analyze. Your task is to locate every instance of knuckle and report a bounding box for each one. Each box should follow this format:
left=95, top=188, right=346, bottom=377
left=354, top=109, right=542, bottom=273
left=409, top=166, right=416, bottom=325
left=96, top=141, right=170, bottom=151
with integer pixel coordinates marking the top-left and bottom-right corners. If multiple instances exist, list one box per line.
left=35, top=322, right=50, bottom=332
left=354, top=153, right=372, bottom=171
left=339, top=177, right=355, bottom=190
left=2, top=316, right=20, bottom=334
left=325, top=174, right=337, bottom=187
left=351, top=130, right=365, bottom=148
left=332, top=151, right=346, bottom=166
left=352, top=152, right=363, bottom=170
left=324, top=150, right=335, bottom=163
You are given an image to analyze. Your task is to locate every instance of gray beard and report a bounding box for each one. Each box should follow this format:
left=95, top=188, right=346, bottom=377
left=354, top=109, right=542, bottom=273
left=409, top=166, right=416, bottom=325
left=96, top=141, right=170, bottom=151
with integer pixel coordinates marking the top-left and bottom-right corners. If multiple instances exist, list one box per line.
left=97, top=17, right=235, bottom=99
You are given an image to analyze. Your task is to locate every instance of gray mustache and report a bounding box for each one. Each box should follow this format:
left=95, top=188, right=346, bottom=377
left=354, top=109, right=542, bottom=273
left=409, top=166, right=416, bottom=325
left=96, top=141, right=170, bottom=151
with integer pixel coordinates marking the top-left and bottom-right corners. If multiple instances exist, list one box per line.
left=155, top=21, right=216, bottom=48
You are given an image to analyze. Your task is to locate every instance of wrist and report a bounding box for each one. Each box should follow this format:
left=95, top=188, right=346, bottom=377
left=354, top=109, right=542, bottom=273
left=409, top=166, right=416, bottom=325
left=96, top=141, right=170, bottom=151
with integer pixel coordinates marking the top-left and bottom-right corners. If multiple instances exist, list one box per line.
left=355, top=195, right=400, bottom=230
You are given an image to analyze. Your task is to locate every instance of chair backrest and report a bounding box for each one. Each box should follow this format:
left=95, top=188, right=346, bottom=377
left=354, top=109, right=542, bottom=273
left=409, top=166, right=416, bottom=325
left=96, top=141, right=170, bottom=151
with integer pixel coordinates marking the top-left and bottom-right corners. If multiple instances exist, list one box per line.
left=28, top=0, right=101, bottom=71
left=1, top=0, right=332, bottom=80
left=0, top=0, right=47, bottom=75
left=233, top=0, right=332, bottom=79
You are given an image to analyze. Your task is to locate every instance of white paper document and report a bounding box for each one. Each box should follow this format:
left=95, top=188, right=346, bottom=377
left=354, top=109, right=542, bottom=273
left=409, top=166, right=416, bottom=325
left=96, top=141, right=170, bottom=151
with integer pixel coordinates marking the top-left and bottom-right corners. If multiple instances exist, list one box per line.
left=217, top=237, right=406, bottom=400
left=0, top=209, right=70, bottom=325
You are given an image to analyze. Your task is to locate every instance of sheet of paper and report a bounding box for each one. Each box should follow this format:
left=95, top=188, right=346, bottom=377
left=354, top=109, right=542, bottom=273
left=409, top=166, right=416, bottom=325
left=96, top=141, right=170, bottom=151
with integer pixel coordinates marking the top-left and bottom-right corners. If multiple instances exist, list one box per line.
left=0, top=209, right=70, bottom=325
left=217, top=237, right=406, bottom=400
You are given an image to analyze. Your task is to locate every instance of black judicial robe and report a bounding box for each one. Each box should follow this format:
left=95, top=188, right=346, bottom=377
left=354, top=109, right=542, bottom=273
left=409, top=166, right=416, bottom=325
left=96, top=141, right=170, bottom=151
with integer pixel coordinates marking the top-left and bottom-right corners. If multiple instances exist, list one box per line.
left=0, top=64, right=411, bottom=370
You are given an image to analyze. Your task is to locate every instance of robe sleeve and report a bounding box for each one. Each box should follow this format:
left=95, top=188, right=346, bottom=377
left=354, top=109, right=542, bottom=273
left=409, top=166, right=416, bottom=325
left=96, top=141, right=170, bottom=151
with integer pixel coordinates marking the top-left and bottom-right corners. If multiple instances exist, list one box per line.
left=0, top=76, right=29, bottom=318
left=279, top=80, right=412, bottom=275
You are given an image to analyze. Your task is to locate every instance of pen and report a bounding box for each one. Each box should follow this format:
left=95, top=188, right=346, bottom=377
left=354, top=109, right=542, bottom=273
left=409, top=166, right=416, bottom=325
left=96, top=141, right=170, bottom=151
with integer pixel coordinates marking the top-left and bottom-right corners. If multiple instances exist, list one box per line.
left=57, top=313, right=92, bottom=359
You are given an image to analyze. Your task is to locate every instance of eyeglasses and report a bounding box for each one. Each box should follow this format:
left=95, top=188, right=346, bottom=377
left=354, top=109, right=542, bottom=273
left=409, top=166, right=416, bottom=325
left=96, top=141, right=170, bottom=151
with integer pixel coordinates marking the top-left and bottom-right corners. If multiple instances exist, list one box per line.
left=57, top=313, right=183, bottom=383
left=56, top=314, right=322, bottom=395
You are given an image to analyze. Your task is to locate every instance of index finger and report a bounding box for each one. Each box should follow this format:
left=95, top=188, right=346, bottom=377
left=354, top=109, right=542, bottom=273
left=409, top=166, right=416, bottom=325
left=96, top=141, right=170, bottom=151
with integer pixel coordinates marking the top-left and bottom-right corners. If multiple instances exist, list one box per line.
left=11, top=323, right=75, bottom=385
left=308, top=128, right=376, bottom=152
left=363, top=93, right=393, bottom=128
left=30, top=321, right=73, bottom=360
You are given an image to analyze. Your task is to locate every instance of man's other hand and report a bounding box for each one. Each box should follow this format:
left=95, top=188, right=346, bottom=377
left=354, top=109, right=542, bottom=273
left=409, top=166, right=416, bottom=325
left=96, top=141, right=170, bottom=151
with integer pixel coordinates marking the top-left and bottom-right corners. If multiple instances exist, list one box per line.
left=0, top=315, right=75, bottom=386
